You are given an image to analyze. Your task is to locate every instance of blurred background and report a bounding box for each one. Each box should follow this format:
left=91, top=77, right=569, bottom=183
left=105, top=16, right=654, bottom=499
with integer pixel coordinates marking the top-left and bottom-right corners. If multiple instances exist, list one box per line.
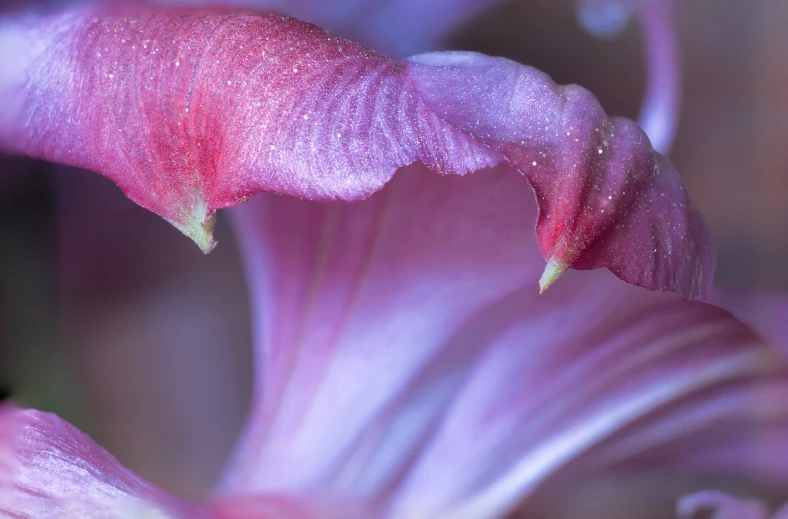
left=1, top=0, right=786, bottom=501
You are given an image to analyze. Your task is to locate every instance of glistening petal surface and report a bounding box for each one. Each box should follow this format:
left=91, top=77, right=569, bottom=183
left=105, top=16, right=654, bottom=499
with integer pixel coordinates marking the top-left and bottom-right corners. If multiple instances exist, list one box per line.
left=0, top=5, right=710, bottom=297
left=221, top=165, right=787, bottom=518
left=406, top=51, right=711, bottom=298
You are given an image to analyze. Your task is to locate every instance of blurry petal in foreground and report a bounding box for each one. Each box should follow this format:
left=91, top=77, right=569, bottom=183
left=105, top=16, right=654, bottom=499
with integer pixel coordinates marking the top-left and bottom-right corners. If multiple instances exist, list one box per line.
left=0, top=405, right=372, bottom=518
left=677, top=490, right=788, bottom=519
left=0, top=5, right=710, bottom=297
left=0, top=405, right=209, bottom=518
left=221, top=165, right=788, bottom=518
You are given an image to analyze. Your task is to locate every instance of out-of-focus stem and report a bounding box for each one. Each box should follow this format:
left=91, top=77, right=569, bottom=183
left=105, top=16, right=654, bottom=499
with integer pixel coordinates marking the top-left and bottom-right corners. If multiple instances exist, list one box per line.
left=636, top=0, right=681, bottom=155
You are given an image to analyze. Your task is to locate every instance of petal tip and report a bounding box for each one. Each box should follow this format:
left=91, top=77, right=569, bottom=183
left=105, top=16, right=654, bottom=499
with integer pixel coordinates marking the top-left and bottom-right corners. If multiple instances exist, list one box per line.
left=172, top=203, right=217, bottom=254
left=539, top=257, right=568, bottom=294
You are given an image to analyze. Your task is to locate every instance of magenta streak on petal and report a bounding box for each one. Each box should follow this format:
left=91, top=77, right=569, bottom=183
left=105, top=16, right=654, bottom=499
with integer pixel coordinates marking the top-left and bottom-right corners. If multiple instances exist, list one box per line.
left=0, top=5, right=710, bottom=297
left=220, top=165, right=787, bottom=518
left=636, top=0, right=681, bottom=155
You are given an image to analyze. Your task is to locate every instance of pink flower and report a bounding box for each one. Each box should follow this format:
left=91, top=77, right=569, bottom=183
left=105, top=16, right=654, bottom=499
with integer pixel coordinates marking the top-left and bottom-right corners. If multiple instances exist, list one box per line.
left=0, top=2, right=786, bottom=518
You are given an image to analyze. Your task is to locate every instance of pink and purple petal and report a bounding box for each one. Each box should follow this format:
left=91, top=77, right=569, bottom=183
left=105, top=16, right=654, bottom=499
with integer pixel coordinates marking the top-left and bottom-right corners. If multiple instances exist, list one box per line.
left=406, top=51, right=710, bottom=297
left=1, top=5, right=710, bottom=297
left=220, top=165, right=787, bottom=517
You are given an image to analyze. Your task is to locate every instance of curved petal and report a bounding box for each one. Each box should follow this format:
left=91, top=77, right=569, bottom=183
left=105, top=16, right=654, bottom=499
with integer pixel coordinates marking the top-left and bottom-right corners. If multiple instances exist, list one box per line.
left=677, top=490, right=788, bottom=519
left=578, top=0, right=682, bottom=155
left=219, top=165, right=788, bottom=518
left=634, top=0, right=681, bottom=155
left=406, top=51, right=710, bottom=298
left=0, top=405, right=377, bottom=518
left=0, top=5, right=498, bottom=251
left=0, top=5, right=709, bottom=297
left=0, top=405, right=210, bottom=518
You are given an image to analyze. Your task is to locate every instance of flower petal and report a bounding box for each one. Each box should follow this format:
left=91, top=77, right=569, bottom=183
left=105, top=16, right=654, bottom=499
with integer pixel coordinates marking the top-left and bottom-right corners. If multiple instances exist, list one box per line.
left=1, top=5, right=709, bottom=297
left=0, top=404, right=378, bottom=518
left=677, top=490, right=788, bottom=519
left=219, top=165, right=787, bottom=517
left=406, top=51, right=711, bottom=298
left=0, top=405, right=209, bottom=517
left=0, top=6, right=498, bottom=251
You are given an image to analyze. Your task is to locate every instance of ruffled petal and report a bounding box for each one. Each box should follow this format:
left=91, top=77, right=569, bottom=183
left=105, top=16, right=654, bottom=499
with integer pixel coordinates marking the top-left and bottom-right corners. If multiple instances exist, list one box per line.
left=0, top=5, right=498, bottom=251
left=0, top=5, right=709, bottom=298
left=406, top=51, right=711, bottom=298
left=219, top=165, right=787, bottom=518
left=0, top=405, right=210, bottom=518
